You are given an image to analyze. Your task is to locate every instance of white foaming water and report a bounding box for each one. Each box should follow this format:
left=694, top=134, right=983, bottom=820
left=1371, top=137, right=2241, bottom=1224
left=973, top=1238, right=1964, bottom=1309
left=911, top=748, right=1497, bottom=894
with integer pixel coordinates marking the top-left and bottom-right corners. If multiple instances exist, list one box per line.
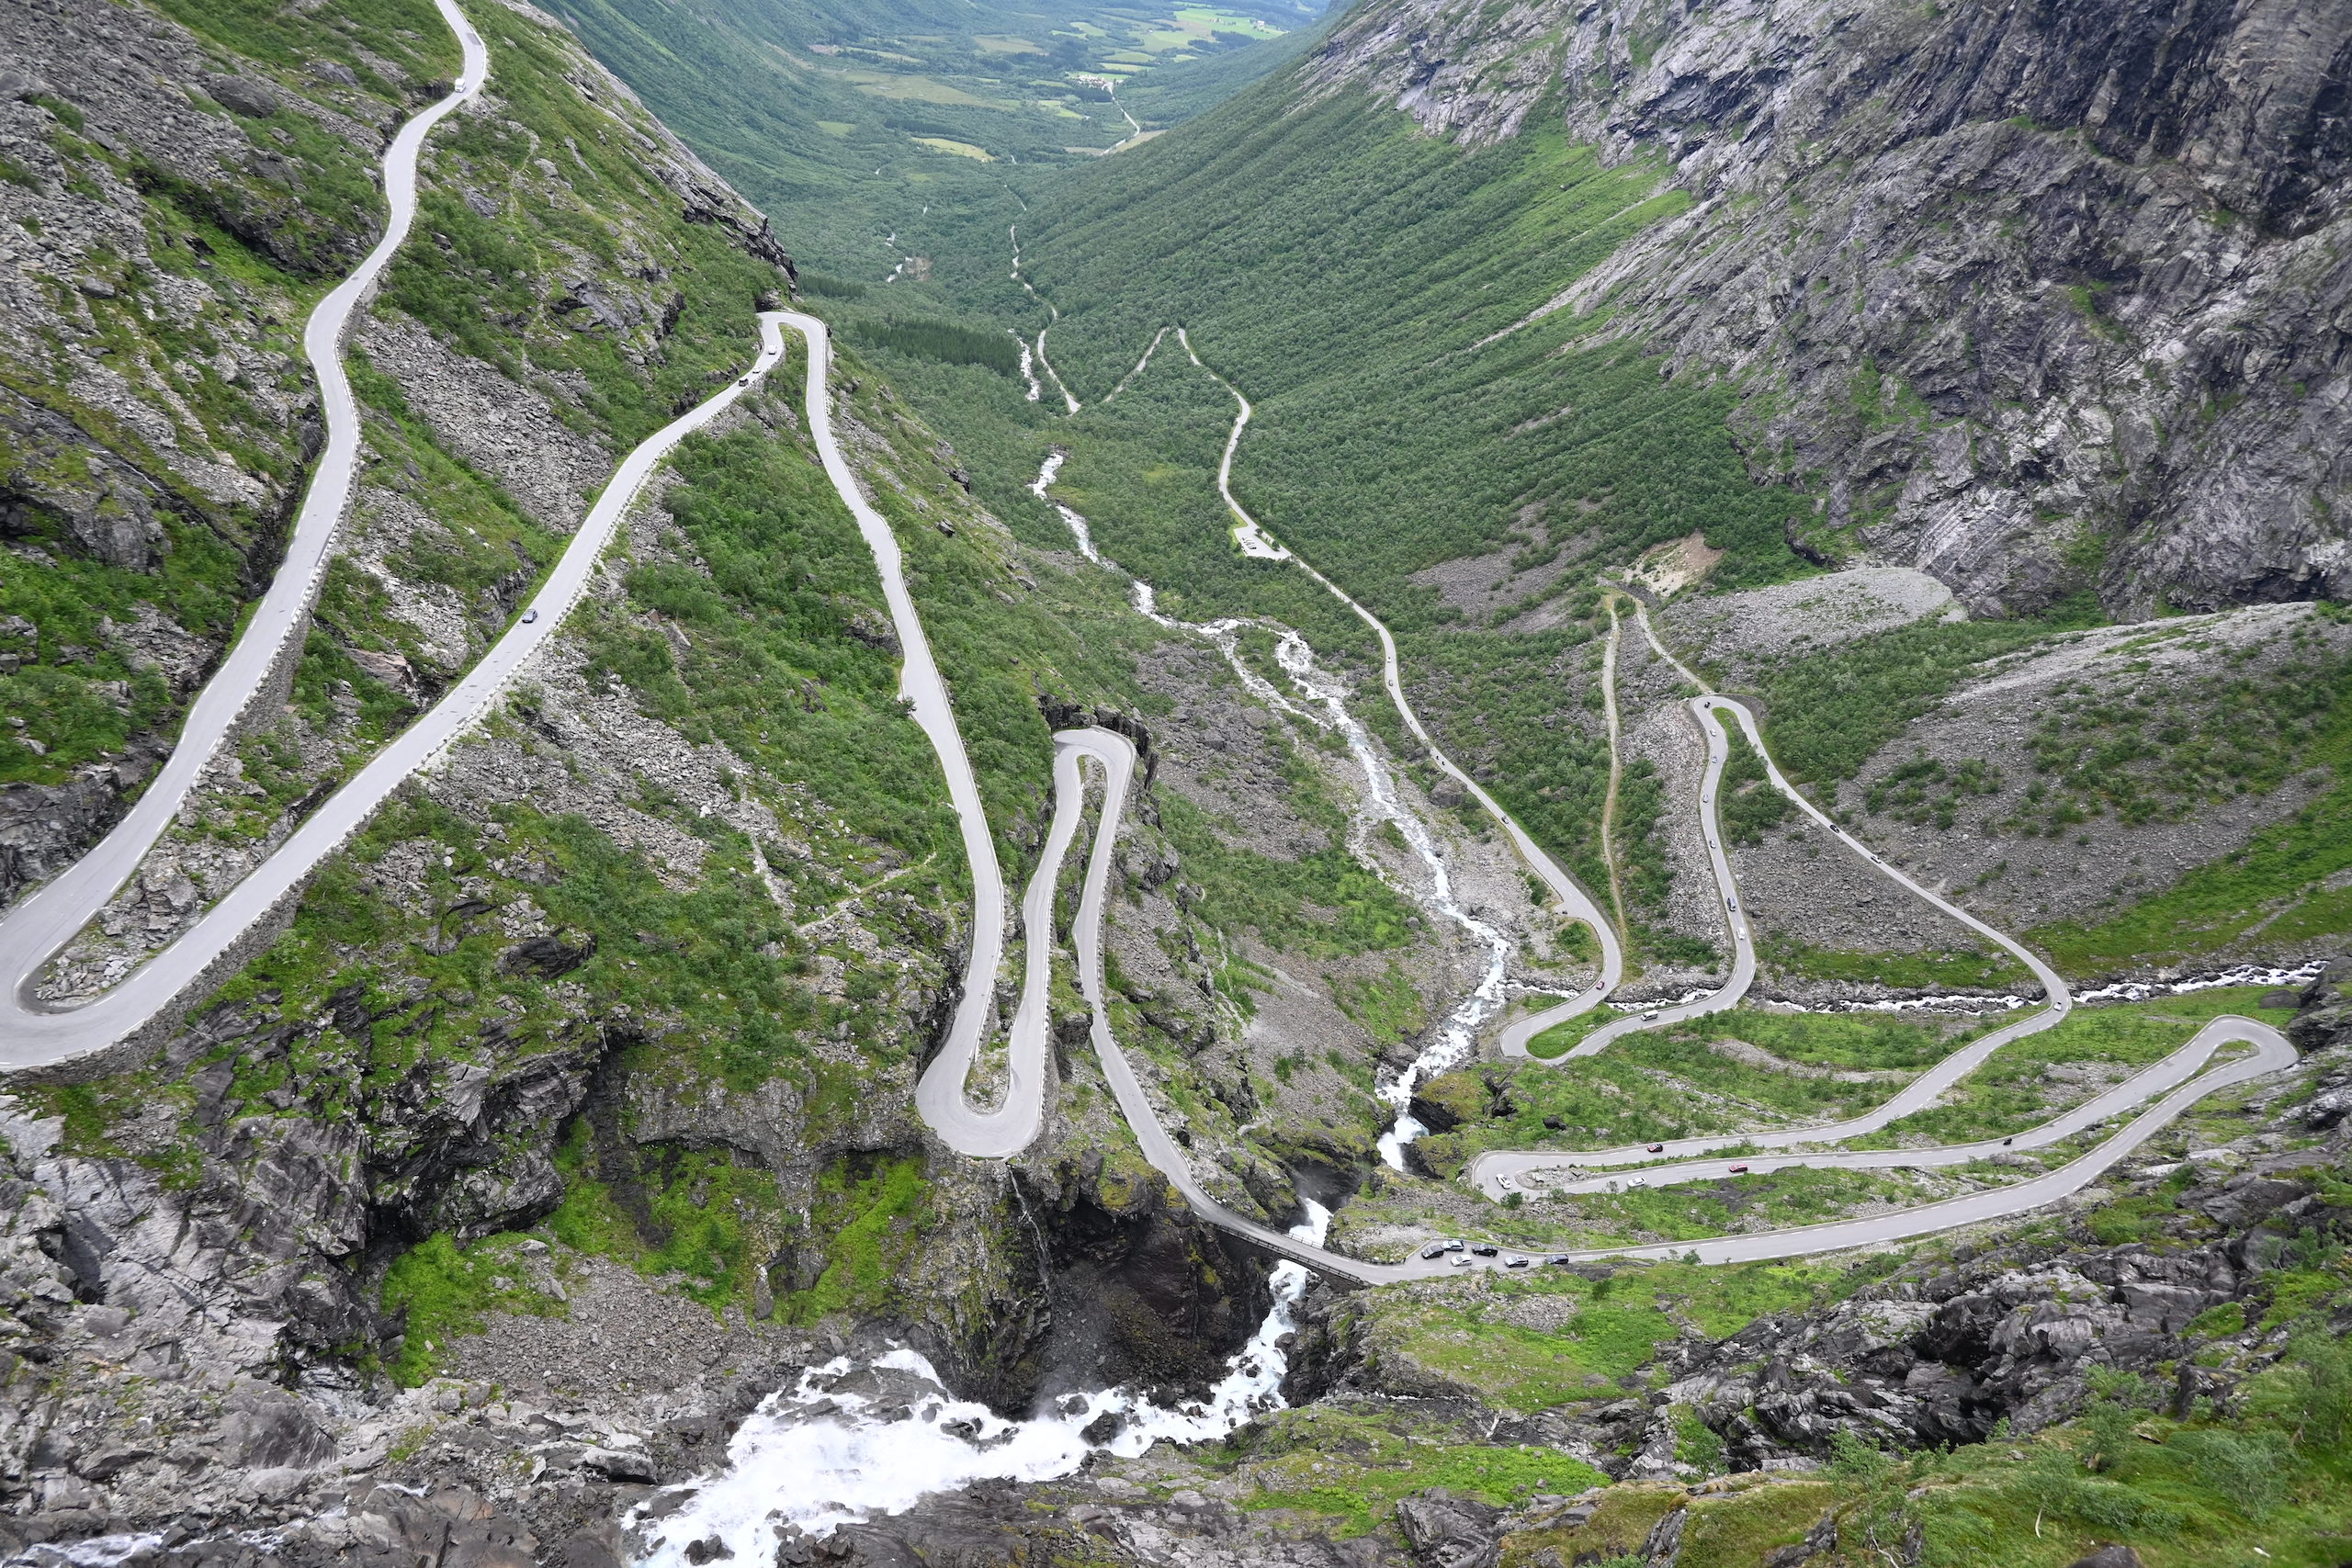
left=1266, top=638, right=1516, bottom=1170
left=14, top=1534, right=169, bottom=1566
left=1751, top=958, right=2324, bottom=1021
left=1029, top=451, right=1095, bottom=559
left=1021, top=453, right=1516, bottom=1173
left=2076, top=959, right=2323, bottom=1004
left=630, top=1202, right=1331, bottom=1564
left=1013, top=334, right=1043, bottom=402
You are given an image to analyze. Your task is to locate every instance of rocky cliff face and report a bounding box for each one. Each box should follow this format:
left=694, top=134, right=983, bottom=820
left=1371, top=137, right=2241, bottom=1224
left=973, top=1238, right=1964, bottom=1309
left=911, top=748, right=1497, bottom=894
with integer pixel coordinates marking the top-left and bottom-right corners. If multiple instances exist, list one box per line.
left=1299, top=0, right=2352, bottom=618
left=0, top=0, right=1299, bottom=1559
left=1283, top=959, right=2352, bottom=1500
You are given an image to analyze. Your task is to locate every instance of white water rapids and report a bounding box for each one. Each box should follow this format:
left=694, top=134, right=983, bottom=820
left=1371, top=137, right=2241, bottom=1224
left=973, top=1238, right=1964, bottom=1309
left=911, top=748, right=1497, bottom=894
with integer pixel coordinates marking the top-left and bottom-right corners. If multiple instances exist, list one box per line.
left=630, top=451, right=2331, bottom=1565
left=631, top=1202, right=1331, bottom=1563
left=1026, top=454, right=1540, bottom=1168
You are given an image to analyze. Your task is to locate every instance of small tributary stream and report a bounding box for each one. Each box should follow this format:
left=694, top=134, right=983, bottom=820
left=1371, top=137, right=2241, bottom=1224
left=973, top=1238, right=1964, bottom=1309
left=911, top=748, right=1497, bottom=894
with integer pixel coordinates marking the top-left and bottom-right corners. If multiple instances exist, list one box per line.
left=1027, top=453, right=1551, bottom=1168
left=631, top=455, right=1569, bottom=1561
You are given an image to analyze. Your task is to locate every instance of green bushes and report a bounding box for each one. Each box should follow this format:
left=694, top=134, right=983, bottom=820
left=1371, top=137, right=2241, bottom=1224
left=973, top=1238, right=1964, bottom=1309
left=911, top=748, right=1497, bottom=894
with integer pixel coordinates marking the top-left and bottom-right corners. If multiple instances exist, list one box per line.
left=1865, top=752, right=2001, bottom=829
left=1157, top=791, right=1416, bottom=956
left=798, top=272, right=870, bottom=300
left=1758, top=616, right=2086, bottom=787
left=1718, top=722, right=1792, bottom=844
left=776, top=1156, right=933, bottom=1324
left=1758, top=937, right=2030, bottom=992
left=844, top=314, right=1019, bottom=376
left=989, top=98, right=1792, bottom=609
left=2008, top=644, right=2350, bottom=834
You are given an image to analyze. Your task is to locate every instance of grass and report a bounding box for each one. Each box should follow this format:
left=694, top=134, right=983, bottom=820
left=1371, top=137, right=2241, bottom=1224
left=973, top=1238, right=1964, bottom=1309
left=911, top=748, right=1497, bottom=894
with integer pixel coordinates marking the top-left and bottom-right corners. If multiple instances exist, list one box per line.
left=1434, top=1007, right=1979, bottom=1169
left=1346, top=1257, right=1867, bottom=1412
left=1507, top=1479, right=1834, bottom=1568
left=1530, top=1164, right=1933, bottom=1247
left=1209, top=1403, right=1607, bottom=1534
left=1872, top=985, right=2299, bottom=1144
left=1525, top=1008, right=1615, bottom=1059
left=380, top=1232, right=565, bottom=1385
left=1880, top=1332, right=2352, bottom=1568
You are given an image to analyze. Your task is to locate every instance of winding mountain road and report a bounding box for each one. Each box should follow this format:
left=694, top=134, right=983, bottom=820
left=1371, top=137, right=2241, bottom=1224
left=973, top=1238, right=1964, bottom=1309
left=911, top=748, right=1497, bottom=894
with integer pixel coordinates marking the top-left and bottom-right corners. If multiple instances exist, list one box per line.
left=0, top=0, right=495, bottom=1068
left=0, top=75, right=2300, bottom=1303
left=947, top=338, right=2285, bottom=1283
left=989, top=719, right=2290, bottom=1283
left=0, top=0, right=810, bottom=1077
left=1473, top=1015, right=2282, bottom=1201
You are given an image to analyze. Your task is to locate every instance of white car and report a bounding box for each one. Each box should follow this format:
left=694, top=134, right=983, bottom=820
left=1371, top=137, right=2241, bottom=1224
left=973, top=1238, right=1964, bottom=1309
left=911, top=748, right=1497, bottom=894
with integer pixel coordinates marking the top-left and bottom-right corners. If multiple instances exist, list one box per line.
left=521, top=608, right=538, bottom=625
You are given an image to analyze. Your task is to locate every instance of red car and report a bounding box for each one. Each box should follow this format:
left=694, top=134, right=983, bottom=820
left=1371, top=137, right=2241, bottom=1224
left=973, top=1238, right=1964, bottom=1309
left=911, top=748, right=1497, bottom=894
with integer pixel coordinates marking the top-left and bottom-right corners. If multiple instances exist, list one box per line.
left=1729, top=1164, right=1749, bottom=1174
left=1646, top=1144, right=1666, bottom=1154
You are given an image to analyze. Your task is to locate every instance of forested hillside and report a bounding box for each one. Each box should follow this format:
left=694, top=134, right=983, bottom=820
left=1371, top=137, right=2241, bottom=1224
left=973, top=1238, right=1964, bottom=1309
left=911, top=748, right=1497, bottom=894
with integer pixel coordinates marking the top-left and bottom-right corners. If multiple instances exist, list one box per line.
left=3, top=0, right=2348, bottom=1562
left=537, top=0, right=1321, bottom=274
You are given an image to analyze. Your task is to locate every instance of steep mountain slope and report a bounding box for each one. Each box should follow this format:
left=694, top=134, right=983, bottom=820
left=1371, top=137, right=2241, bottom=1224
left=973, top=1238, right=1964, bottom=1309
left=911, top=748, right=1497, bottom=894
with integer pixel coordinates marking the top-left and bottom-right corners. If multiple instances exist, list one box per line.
left=0, top=0, right=1332, bottom=1556
left=844, top=0, right=2352, bottom=977
left=1299, top=0, right=2352, bottom=618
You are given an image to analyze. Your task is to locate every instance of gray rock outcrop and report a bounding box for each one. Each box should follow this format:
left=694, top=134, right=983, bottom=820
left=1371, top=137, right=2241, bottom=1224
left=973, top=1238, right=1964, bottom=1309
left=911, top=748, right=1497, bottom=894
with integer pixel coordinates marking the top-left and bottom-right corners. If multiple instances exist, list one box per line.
left=1301, top=0, right=2352, bottom=617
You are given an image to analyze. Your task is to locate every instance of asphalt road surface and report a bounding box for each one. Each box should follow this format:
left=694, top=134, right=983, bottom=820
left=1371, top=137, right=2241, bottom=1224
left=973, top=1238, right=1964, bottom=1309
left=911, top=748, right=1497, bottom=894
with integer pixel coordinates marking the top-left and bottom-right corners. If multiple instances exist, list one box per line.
left=0, top=148, right=2297, bottom=1294
left=0, top=307, right=795, bottom=1071
left=0, top=0, right=490, bottom=1067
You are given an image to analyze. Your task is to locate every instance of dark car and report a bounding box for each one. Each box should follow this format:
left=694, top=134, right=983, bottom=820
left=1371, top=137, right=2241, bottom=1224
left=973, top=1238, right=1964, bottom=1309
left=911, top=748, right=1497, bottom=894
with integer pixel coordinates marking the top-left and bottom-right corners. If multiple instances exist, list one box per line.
left=1470, top=1244, right=1499, bottom=1258
left=1419, top=1244, right=1448, bottom=1260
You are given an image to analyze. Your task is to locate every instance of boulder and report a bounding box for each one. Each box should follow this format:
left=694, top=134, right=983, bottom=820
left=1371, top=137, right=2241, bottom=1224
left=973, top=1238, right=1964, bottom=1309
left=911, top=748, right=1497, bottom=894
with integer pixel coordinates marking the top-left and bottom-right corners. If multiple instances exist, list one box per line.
left=204, top=73, right=277, bottom=116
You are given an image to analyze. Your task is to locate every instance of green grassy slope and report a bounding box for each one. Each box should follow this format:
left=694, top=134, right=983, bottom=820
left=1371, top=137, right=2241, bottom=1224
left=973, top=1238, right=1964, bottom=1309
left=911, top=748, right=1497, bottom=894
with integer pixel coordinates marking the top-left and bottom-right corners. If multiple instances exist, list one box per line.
left=538, top=0, right=1323, bottom=275
left=975, top=94, right=1799, bottom=619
